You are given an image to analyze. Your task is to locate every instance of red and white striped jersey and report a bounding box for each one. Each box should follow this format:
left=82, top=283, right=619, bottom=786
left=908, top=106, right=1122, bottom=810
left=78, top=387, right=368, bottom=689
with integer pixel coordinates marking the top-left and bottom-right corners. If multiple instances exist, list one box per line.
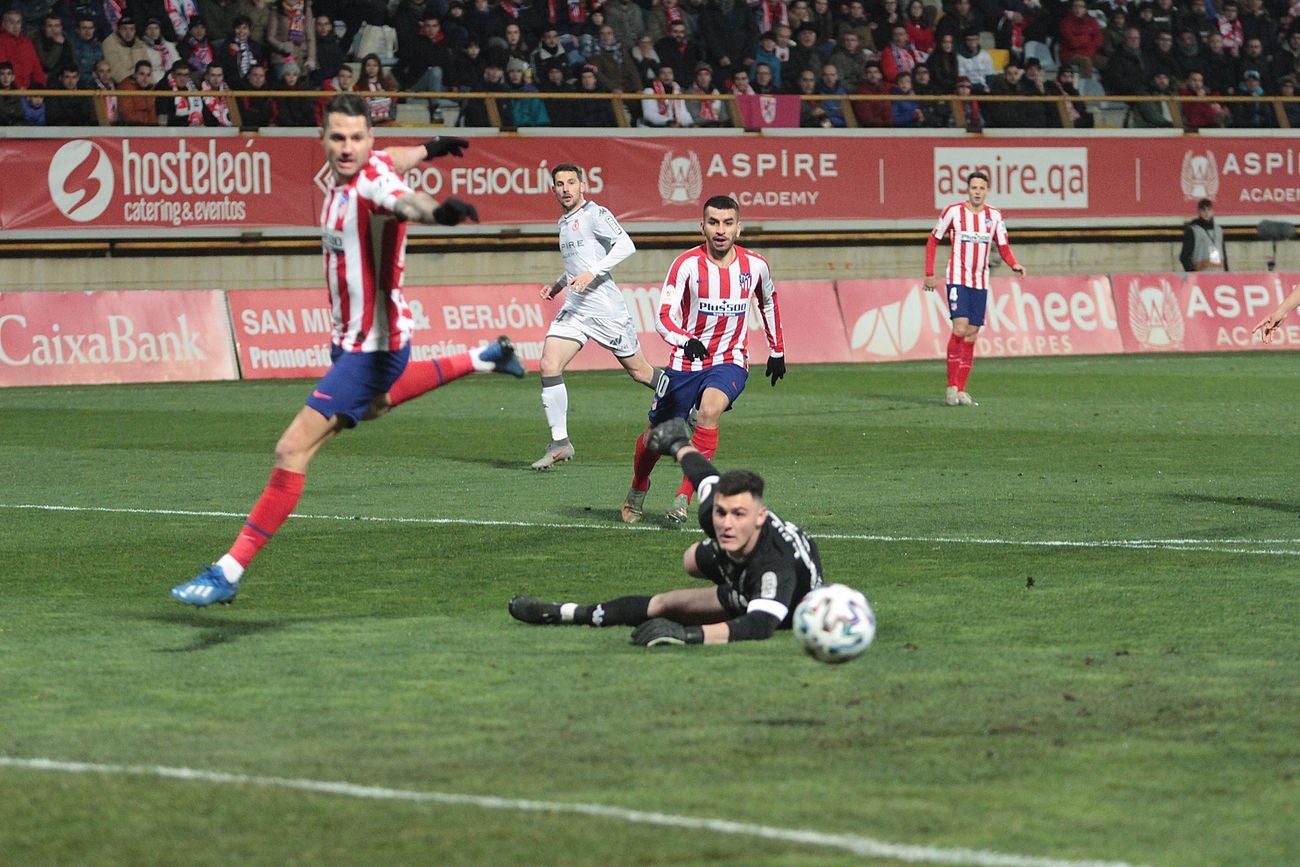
left=657, top=243, right=783, bottom=371
left=319, top=150, right=415, bottom=353
left=930, top=202, right=1014, bottom=291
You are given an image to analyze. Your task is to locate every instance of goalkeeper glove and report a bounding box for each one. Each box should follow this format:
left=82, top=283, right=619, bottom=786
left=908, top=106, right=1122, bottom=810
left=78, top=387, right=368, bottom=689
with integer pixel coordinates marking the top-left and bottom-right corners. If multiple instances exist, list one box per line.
left=683, top=338, right=709, bottom=361
left=631, top=618, right=704, bottom=646
left=422, top=136, right=470, bottom=159
left=765, top=355, right=786, bottom=387
left=646, top=418, right=693, bottom=457
left=432, top=198, right=480, bottom=226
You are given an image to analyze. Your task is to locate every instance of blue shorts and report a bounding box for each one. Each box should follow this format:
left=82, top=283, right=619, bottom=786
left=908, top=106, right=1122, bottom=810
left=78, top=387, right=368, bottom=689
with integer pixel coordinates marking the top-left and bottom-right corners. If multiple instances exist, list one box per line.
left=947, top=284, right=988, bottom=327
left=306, top=344, right=411, bottom=428
left=648, top=363, right=748, bottom=426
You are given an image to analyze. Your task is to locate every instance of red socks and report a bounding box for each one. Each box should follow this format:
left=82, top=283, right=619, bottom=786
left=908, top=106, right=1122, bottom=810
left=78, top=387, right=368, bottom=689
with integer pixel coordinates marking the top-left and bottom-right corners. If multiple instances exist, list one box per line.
left=228, top=467, right=306, bottom=567
left=630, top=432, right=660, bottom=492
left=675, top=426, right=719, bottom=500
left=387, top=352, right=477, bottom=407
left=957, top=339, right=975, bottom=390
left=946, top=332, right=962, bottom=388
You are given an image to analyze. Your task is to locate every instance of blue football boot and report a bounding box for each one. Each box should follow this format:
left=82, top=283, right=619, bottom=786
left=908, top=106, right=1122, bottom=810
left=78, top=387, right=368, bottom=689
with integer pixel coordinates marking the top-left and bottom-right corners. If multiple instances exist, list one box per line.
left=480, top=335, right=526, bottom=378
left=171, top=564, right=238, bottom=607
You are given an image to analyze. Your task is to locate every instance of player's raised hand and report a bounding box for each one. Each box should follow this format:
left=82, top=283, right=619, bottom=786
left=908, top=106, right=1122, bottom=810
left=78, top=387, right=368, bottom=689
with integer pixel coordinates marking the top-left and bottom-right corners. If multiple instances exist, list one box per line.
left=646, top=418, right=693, bottom=457
left=1254, top=314, right=1284, bottom=344
left=683, top=338, right=709, bottom=361
left=632, top=618, right=701, bottom=646
left=432, top=198, right=479, bottom=226
left=765, top=354, right=785, bottom=386
left=422, top=136, right=470, bottom=159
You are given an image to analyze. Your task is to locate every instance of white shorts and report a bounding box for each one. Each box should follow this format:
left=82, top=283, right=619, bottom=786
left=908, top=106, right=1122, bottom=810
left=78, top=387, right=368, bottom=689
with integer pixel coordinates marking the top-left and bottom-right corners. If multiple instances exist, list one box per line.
left=546, top=309, right=642, bottom=358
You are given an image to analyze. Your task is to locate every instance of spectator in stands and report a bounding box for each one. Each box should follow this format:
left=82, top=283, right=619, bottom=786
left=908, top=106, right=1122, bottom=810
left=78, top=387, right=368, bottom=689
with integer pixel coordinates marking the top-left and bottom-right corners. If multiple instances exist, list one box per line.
left=1237, top=37, right=1274, bottom=91
left=103, top=16, right=151, bottom=82
left=699, top=0, right=759, bottom=84
left=574, top=64, right=619, bottom=125
left=273, top=58, right=314, bottom=124
left=155, top=58, right=203, bottom=125
left=952, top=74, right=984, bottom=130
left=836, top=0, right=875, bottom=54
left=314, top=62, right=352, bottom=122
left=814, top=60, right=847, bottom=125
left=1050, top=65, right=1093, bottom=126
left=354, top=52, right=398, bottom=125
left=590, top=22, right=641, bottom=95
left=879, top=23, right=924, bottom=85
left=1279, top=74, right=1300, bottom=125
left=539, top=63, right=577, bottom=125
left=21, top=90, right=46, bottom=125
left=399, top=13, right=455, bottom=121
left=655, top=19, right=704, bottom=85
left=852, top=60, right=891, bottom=125
left=641, top=61, right=692, bottom=125
left=441, top=1, right=471, bottom=50
left=450, top=37, right=486, bottom=88
left=830, top=30, right=868, bottom=88
left=1149, top=0, right=1179, bottom=36
left=461, top=60, right=512, bottom=126
left=904, top=0, right=936, bottom=54
left=925, top=30, right=958, bottom=92
left=1103, top=26, right=1149, bottom=94
left=686, top=59, right=728, bottom=125
left=393, top=0, right=434, bottom=55
left=117, top=58, right=158, bottom=124
left=1180, top=69, right=1231, bottom=128
left=200, top=62, right=237, bottom=125
left=91, top=58, right=119, bottom=123
left=1232, top=67, right=1275, bottom=124
left=1180, top=198, right=1228, bottom=271
left=0, top=9, right=45, bottom=88
left=1127, top=69, right=1176, bottom=126
left=807, top=0, right=835, bottom=47
left=236, top=61, right=277, bottom=127
left=1094, top=7, right=1127, bottom=74
left=786, top=23, right=824, bottom=89
left=1146, top=29, right=1182, bottom=82
left=0, top=62, right=22, bottom=125
left=308, top=15, right=342, bottom=85
left=753, top=0, right=788, bottom=37
left=796, top=66, right=829, bottom=125
left=181, top=18, right=216, bottom=73
left=753, top=29, right=782, bottom=83
left=993, top=5, right=1029, bottom=68
left=531, top=27, right=570, bottom=79
left=71, top=16, right=104, bottom=86
left=220, top=15, right=265, bottom=83
left=632, top=33, right=661, bottom=86
left=957, top=29, right=994, bottom=91
left=604, top=0, right=645, bottom=48
left=889, top=67, right=923, bottom=126
left=752, top=61, right=779, bottom=92
left=1272, top=29, right=1300, bottom=83
left=487, top=21, right=530, bottom=71
left=1199, top=30, right=1239, bottom=94
left=236, top=0, right=273, bottom=43
left=936, top=0, right=980, bottom=47
left=984, top=60, right=1023, bottom=126
left=873, top=0, right=903, bottom=42
left=1178, top=0, right=1214, bottom=40
left=911, top=63, right=947, bottom=125
left=503, top=56, right=549, bottom=125
left=205, top=0, right=240, bottom=43
left=266, top=0, right=315, bottom=80
left=1015, top=55, right=1051, bottom=126
left=48, top=66, right=97, bottom=125
left=35, top=12, right=76, bottom=82
left=1240, top=0, right=1277, bottom=52
left=647, top=0, right=694, bottom=44
left=728, top=67, right=754, bottom=93
left=142, top=18, right=181, bottom=83
left=1059, top=0, right=1103, bottom=79
left=1217, top=0, right=1245, bottom=55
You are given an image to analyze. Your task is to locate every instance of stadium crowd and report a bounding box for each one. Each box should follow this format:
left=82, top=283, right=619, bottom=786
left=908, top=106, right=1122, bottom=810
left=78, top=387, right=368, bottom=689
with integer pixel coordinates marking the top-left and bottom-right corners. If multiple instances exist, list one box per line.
left=2, top=0, right=1300, bottom=128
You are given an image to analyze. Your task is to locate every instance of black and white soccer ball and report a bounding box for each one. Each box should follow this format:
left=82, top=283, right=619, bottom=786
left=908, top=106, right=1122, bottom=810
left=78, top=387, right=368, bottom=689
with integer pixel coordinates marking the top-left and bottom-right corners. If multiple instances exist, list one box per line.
left=792, top=583, right=876, bottom=664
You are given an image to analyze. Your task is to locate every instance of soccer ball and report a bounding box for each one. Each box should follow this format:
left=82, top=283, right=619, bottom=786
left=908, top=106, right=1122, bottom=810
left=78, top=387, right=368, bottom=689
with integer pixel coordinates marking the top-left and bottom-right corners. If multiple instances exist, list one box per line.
left=792, top=584, right=876, bottom=664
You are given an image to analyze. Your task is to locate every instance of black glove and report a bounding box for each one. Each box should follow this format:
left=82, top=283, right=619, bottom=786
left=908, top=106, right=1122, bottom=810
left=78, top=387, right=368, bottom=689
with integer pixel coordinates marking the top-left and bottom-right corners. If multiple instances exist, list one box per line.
left=432, top=198, right=480, bottom=226
left=646, top=418, right=693, bottom=457
left=765, top=355, right=786, bottom=387
left=683, top=338, right=709, bottom=361
left=422, top=136, right=470, bottom=159
left=631, top=618, right=704, bottom=646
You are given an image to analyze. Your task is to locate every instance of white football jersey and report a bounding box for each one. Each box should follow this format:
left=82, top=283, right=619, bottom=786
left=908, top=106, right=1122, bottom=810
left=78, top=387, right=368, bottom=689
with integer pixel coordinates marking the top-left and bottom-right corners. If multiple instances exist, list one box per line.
left=554, top=199, right=637, bottom=320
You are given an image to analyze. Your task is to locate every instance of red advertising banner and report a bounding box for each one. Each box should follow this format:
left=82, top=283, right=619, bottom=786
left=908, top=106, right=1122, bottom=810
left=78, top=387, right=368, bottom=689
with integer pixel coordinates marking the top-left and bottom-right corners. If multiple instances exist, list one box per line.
left=1110, top=271, right=1299, bottom=352
left=837, top=275, right=1124, bottom=363
left=8, top=133, right=1300, bottom=235
left=0, top=290, right=237, bottom=386
left=227, top=279, right=847, bottom=380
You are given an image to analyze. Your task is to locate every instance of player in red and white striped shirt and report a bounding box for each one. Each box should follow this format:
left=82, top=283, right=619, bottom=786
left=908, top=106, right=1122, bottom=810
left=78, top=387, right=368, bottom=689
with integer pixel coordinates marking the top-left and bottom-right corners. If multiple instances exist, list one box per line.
left=621, top=195, right=785, bottom=525
left=171, top=95, right=522, bottom=607
left=924, top=171, right=1026, bottom=406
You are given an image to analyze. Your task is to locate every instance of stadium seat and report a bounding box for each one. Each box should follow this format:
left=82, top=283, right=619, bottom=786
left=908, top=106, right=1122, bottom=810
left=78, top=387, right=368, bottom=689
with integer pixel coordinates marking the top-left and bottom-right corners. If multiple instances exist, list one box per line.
left=987, top=48, right=1009, bottom=71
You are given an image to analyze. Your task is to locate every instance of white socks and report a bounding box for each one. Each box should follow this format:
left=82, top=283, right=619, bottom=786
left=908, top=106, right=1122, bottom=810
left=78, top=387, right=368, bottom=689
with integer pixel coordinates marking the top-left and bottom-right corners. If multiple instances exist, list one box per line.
left=216, top=554, right=245, bottom=584
left=468, top=344, right=493, bottom=373
left=541, top=381, right=569, bottom=442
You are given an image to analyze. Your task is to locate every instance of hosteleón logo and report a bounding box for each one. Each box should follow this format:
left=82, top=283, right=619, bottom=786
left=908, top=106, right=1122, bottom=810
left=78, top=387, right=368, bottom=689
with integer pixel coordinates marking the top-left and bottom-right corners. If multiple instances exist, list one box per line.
left=47, top=140, right=115, bottom=222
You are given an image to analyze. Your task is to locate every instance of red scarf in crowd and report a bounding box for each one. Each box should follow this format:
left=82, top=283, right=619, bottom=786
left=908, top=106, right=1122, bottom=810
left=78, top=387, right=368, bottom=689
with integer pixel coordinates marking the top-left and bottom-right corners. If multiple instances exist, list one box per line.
left=103, top=0, right=125, bottom=30
left=284, top=0, right=307, bottom=43
left=691, top=85, right=716, bottom=121
left=165, top=0, right=197, bottom=39
left=96, top=79, right=118, bottom=122
left=168, top=75, right=202, bottom=124
left=651, top=79, right=670, bottom=112
left=202, top=81, right=231, bottom=125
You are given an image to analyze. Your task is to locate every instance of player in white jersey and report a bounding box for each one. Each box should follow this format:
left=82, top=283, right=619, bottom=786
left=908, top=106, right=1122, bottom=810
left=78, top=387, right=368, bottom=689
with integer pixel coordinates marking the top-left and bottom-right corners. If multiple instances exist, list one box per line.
left=621, top=195, right=785, bottom=524
left=171, top=95, right=522, bottom=608
left=924, top=171, right=1025, bottom=407
left=530, top=163, right=664, bottom=470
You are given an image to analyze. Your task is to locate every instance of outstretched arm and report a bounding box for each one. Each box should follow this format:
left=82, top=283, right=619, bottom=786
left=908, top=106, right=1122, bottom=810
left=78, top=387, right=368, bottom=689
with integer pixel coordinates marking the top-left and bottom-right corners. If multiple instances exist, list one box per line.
left=385, top=136, right=471, bottom=175
left=392, top=192, right=479, bottom=226
left=1254, top=282, right=1300, bottom=343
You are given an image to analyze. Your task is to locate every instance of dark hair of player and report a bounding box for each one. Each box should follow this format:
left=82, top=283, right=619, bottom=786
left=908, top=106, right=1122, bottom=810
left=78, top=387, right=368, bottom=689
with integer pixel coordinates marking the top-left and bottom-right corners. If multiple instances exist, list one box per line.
left=703, top=194, right=740, bottom=217
left=716, top=469, right=765, bottom=501
left=551, top=163, right=584, bottom=181
left=324, top=93, right=372, bottom=128
left=967, top=170, right=990, bottom=185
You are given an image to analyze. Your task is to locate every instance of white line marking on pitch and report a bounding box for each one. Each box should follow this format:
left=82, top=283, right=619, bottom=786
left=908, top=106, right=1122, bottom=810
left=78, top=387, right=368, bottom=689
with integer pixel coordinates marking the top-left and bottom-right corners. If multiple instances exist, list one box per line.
left=2, top=502, right=1296, bottom=557
left=0, top=757, right=1142, bottom=867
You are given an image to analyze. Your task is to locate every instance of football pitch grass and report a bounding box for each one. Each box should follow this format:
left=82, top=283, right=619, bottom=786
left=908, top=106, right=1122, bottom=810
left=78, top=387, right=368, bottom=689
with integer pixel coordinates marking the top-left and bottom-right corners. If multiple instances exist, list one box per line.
left=1, top=353, right=1296, bottom=866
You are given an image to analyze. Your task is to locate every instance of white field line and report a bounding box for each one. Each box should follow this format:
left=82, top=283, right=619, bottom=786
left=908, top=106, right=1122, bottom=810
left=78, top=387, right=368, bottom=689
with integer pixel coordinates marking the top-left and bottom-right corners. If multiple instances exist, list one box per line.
left=0, top=756, right=1142, bottom=867
left=3, top=502, right=1298, bottom=557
